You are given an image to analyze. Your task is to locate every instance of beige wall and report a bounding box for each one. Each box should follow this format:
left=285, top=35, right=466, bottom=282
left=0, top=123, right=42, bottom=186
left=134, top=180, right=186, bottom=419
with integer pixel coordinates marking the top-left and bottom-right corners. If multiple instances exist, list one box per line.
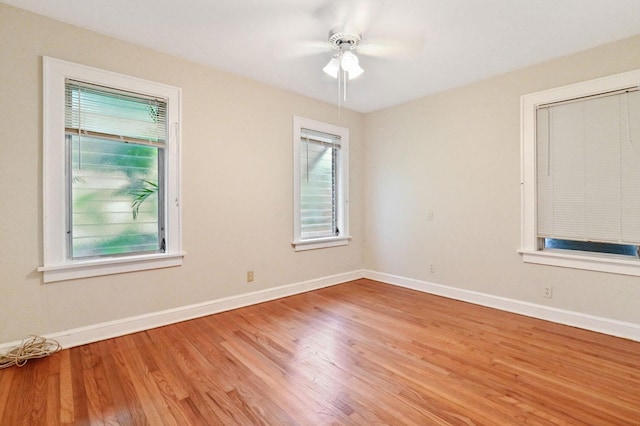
left=2, top=3, right=640, bottom=345
left=364, top=35, right=640, bottom=324
left=0, top=4, right=364, bottom=343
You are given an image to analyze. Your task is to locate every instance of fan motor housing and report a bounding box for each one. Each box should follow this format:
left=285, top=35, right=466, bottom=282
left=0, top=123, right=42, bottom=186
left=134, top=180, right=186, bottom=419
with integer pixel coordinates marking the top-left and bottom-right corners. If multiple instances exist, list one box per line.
left=328, top=29, right=361, bottom=50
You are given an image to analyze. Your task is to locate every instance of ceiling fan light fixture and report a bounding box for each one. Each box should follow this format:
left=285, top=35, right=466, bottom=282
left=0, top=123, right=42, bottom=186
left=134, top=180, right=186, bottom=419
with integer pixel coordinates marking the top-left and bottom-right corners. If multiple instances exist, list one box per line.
left=348, top=64, right=364, bottom=79
left=340, top=50, right=357, bottom=69
left=323, top=29, right=366, bottom=104
left=340, top=50, right=364, bottom=79
left=323, top=55, right=341, bottom=78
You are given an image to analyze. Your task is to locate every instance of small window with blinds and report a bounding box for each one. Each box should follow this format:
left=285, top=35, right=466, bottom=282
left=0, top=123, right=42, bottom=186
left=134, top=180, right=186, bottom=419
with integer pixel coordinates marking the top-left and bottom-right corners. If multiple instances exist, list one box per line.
left=41, top=57, right=183, bottom=283
left=300, top=128, right=340, bottom=240
left=65, top=81, right=167, bottom=258
left=520, top=68, right=640, bottom=276
left=293, top=117, right=350, bottom=251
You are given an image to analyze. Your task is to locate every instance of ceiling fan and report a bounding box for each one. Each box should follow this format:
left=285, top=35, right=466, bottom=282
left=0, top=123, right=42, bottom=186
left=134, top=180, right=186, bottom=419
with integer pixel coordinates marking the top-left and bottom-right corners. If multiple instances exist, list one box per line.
left=300, top=1, right=425, bottom=103
left=322, top=28, right=365, bottom=80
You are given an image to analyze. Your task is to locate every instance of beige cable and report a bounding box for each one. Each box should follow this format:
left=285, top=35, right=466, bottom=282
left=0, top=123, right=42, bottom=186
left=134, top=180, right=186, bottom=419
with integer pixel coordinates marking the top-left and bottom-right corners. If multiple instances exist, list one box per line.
left=0, top=335, right=61, bottom=369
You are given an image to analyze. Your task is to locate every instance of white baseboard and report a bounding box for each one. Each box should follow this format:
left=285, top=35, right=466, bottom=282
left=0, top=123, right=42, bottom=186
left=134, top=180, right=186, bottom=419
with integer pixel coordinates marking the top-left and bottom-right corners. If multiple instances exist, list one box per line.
left=3, top=269, right=638, bottom=353
left=0, top=270, right=365, bottom=352
left=364, top=270, right=640, bottom=342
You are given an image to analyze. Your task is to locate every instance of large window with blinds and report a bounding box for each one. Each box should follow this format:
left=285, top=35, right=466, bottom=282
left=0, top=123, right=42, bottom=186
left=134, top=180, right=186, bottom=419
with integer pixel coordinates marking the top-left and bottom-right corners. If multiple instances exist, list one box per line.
left=520, top=69, right=640, bottom=276
left=536, top=89, right=640, bottom=257
left=41, top=57, right=183, bottom=283
left=293, top=116, right=350, bottom=251
left=66, top=81, right=166, bottom=258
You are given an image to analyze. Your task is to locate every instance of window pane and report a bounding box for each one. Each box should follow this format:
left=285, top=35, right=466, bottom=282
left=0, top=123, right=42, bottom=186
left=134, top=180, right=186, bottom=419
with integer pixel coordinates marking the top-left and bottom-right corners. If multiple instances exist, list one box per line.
left=70, top=135, right=161, bottom=258
left=300, top=140, right=337, bottom=239
left=544, top=238, right=638, bottom=257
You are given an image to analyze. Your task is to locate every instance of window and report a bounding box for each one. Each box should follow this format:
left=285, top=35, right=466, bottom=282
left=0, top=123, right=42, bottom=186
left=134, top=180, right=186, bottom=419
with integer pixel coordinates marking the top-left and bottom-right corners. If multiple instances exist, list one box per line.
left=293, top=116, right=350, bottom=251
left=40, top=57, right=183, bottom=282
left=520, top=69, right=640, bottom=275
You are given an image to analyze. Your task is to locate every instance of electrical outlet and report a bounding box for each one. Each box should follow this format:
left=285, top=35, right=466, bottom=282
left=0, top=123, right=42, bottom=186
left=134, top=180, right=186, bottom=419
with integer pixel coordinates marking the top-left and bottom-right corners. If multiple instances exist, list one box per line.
left=429, top=264, right=435, bottom=273
left=544, top=285, right=553, bottom=298
left=247, top=271, right=254, bottom=282
left=427, top=211, right=434, bottom=222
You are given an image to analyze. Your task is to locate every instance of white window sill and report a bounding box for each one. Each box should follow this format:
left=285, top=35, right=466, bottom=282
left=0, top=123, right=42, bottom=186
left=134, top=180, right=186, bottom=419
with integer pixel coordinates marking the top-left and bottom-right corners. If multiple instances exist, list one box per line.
left=519, top=249, right=640, bottom=277
left=292, top=236, right=351, bottom=252
left=38, top=252, right=185, bottom=283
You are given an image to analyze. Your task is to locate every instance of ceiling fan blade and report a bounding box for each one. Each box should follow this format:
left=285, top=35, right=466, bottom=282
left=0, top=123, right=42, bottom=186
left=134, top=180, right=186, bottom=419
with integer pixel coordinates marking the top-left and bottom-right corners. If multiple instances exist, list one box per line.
left=358, top=35, right=425, bottom=59
left=288, top=40, right=332, bottom=58
left=315, top=0, right=381, bottom=35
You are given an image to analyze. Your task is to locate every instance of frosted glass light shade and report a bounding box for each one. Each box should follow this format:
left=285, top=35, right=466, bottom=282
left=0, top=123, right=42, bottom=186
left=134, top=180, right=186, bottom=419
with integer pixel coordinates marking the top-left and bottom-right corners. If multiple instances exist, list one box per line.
left=347, top=63, right=364, bottom=79
left=323, top=56, right=341, bottom=78
left=341, top=51, right=364, bottom=79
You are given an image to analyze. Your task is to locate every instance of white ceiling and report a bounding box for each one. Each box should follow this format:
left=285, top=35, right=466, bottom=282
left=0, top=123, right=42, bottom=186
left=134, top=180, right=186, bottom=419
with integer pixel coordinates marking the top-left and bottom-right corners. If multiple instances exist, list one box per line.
left=5, top=0, right=640, bottom=112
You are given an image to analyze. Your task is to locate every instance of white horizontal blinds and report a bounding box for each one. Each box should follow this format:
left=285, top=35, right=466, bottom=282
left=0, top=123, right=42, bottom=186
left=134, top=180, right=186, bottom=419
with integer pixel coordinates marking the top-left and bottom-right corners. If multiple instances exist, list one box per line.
left=65, top=80, right=166, bottom=258
left=621, top=91, right=640, bottom=239
left=536, top=89, right=640, bottom=244
left=536, top=108, right=554, bottom=237
left=300, top=128, right=340, bottom=239
left=65, top=80, right=167, bottom=146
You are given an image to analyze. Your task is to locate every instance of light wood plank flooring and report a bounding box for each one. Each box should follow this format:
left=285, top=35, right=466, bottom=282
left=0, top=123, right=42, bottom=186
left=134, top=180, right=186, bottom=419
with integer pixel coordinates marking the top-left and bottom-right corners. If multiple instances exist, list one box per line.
left=1, top=279, right=639, bottom=425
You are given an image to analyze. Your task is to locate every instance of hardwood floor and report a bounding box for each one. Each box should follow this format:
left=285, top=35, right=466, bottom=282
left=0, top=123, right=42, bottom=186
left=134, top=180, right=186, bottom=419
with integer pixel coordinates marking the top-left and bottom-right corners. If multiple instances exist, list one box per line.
left=1, top=279, right=639, bottom=425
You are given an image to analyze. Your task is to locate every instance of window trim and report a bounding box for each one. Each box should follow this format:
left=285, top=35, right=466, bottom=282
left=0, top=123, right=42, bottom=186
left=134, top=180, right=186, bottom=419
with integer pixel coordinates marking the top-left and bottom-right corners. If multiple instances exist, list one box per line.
left=520, top=68, right=640, bottom=276
left=292, top=116, right=350, bottom=251
left=39, top=57, right=184, bottom=282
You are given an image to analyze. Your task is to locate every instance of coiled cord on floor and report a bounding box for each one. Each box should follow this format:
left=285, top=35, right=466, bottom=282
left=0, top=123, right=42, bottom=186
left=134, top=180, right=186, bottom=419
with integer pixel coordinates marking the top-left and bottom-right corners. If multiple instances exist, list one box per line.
left=0, top=335, right=61, bottom=369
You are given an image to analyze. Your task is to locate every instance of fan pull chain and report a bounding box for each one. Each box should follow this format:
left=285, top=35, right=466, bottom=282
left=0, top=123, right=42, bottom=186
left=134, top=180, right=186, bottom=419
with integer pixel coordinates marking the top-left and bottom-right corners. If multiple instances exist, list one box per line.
left=344, top=70, right=348, bottom=102
left=337, top=66, right=342, bottom=116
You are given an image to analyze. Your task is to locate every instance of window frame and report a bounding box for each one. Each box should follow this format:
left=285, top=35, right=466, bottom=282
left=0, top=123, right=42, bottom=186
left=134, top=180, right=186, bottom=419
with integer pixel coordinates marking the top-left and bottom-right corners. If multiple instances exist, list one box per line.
left=520, top=68, right=640, bottom=276
left=40, top=57, right=184, bottom=283
left=292, top=116, right=350, bottom=251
